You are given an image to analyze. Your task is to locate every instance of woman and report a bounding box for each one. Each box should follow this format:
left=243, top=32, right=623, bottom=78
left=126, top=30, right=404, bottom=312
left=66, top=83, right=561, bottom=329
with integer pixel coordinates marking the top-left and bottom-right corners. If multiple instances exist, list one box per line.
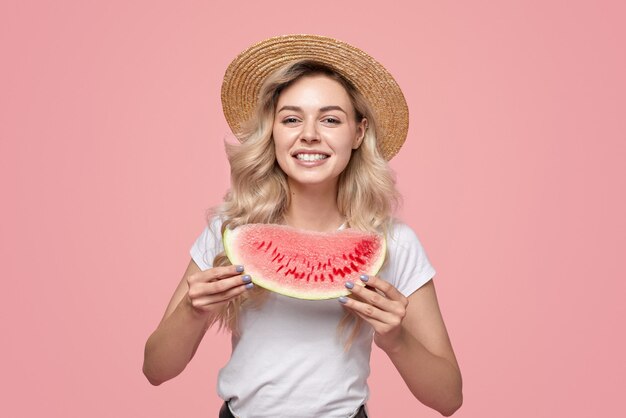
left=143, top=35, right=462, bottom=418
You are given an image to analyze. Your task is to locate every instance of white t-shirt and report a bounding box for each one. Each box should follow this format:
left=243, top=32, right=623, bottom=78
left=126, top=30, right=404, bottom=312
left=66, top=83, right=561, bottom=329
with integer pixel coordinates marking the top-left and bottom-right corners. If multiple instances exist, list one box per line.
left=190, top=217, right=436, bottom=418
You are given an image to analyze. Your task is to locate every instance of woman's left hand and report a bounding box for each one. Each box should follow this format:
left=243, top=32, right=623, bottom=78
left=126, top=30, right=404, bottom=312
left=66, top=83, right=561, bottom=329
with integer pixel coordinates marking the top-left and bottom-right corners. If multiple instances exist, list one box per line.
left=339, top=275, right=409, bottom=353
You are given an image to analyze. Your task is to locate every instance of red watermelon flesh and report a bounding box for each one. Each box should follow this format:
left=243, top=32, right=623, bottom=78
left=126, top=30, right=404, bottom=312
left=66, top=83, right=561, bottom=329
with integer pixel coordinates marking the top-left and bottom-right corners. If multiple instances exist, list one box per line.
left=223, top=224, right=386, bottom=300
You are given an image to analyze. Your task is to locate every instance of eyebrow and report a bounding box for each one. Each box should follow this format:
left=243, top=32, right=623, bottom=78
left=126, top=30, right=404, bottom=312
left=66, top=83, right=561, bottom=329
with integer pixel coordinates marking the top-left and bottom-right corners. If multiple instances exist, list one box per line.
left=277, top=105, right=347, bottom=114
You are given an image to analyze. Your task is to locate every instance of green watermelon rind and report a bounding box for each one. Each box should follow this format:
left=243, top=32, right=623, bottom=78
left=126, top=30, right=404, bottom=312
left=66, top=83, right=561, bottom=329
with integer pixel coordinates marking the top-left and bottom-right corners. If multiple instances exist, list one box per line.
left=223, top=225, right=386, bottom=300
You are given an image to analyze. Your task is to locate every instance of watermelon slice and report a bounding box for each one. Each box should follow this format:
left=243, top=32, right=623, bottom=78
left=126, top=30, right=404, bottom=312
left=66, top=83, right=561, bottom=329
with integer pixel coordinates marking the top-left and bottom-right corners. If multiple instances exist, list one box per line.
left=223, top=224, right=386, bottom=300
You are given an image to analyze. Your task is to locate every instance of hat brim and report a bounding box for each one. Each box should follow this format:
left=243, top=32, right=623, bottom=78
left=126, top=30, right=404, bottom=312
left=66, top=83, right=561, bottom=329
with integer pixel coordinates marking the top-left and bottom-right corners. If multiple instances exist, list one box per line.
left=221, top=34, right=408, bottom=161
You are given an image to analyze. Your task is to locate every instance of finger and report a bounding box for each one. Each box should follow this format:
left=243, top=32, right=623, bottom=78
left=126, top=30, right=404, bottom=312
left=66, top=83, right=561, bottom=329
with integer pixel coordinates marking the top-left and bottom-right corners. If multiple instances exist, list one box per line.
left=189, top=264, right=245, bottom=284
left=358, top=275, right=408, bottom=307
left=339, top=295, right=398, bottom=325
left=190, top=274, right=253, bottom=298
left=350, top=307, right=387, bottom=330
left=347, top=281, right=397, bottom=313
left=191, top=282, right=253, bottom=309
left=345, top=278, right=406, bottom=318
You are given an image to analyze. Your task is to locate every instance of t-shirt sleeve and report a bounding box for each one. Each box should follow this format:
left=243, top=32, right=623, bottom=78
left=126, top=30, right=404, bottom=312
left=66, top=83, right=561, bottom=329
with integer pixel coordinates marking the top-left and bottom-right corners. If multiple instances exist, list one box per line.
left=385, top=222, right=436, bottom=297
left=189, top=217, right=224, bottom=271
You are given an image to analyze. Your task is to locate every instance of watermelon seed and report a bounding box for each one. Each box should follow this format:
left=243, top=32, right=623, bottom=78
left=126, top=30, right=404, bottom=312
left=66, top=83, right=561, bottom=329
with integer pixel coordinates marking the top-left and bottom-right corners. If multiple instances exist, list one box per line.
left=276, top=265, right=284, bottom=273
left=350, top=262, right=359, bottom=272
left=256, top=241, right=265, bottom=250
left=271, top=253, right=280, bottom=262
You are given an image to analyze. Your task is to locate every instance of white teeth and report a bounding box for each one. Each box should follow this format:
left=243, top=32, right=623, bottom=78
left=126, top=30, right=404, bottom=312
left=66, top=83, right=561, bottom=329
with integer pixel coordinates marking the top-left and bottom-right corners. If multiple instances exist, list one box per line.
left=296, top=153, right=328, bottom=161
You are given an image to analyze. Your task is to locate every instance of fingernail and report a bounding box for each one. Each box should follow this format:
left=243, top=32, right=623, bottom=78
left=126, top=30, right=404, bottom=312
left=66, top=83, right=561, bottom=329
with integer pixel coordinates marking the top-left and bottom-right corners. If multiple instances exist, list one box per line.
left=236, top=265, right=244, bottom=273
left=338, top=296, right=348, bottom=304
left=360, top=274, right=369, bottom=282
left=345, top=281, right=354, bottom=289
left=245, top=282, right=254, bottom=290
left=242, top=275, right=252, bottom=283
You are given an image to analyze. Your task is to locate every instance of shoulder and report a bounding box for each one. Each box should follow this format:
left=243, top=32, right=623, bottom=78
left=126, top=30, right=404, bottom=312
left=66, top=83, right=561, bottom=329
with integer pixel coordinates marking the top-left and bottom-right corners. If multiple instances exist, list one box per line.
left=207, top=214, right=224, bottom=237
left=195, top=215, right=225, bottom=242
left=385, top=218, right=424, bottom=252
left=189, top=214, right=226, bottom=270
left=380, top=218, right=436, bottom=296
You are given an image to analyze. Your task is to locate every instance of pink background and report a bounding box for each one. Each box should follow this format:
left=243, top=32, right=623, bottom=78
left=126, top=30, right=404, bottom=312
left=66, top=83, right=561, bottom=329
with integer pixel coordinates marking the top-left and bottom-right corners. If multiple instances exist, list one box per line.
left=2, top=1, right=625, bottom=416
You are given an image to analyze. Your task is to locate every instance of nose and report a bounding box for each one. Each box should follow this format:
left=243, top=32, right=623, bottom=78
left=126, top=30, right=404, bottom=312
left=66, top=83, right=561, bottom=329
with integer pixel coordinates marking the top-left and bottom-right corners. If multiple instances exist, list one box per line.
left=299, top=118, right=320, bottom=143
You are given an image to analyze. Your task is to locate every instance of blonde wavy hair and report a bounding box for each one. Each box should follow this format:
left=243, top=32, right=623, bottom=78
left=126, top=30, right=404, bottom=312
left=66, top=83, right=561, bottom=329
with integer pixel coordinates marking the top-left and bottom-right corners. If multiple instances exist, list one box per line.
left=206, top=59, right=400, bottom=350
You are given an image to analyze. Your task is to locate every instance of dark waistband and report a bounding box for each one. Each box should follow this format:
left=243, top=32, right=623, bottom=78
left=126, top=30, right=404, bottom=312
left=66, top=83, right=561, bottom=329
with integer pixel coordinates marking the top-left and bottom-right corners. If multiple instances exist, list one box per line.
left=218, top=401, right=368, bottom=418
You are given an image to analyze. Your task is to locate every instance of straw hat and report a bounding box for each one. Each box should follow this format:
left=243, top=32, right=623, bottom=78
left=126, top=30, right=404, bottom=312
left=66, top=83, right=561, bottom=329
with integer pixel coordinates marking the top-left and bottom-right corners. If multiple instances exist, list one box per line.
left=221, top=34, right=409, bottom=160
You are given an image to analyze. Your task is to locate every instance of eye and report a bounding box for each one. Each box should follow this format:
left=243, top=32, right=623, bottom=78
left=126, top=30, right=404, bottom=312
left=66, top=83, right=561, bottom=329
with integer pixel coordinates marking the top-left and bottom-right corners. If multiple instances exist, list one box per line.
left=322, top=117, right=341, bottom=125
left=281, top=117, right=300, bottom=125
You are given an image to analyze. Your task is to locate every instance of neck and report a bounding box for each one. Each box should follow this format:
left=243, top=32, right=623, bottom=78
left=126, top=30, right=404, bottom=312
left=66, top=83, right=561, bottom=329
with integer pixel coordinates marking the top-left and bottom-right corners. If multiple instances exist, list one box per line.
left=284, top=179, right=344, bottom=232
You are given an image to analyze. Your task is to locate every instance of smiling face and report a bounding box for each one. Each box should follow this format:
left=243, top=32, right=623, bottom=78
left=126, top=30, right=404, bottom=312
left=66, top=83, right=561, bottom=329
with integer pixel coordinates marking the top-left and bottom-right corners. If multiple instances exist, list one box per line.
left=272, top=74, right=367, bottom=190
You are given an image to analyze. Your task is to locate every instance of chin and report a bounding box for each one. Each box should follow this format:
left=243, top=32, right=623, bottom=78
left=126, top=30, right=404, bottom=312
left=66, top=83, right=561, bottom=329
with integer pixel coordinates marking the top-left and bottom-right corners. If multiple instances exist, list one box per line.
left=287, top=172, right=340, bottom=188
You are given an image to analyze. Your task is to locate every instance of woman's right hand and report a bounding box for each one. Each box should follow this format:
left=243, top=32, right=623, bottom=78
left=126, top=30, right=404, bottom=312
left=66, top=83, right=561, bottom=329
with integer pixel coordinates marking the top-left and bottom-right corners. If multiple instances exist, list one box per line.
left=143, top=261, right=251, bottom=385
left=185, top=265, right=253, bottom=316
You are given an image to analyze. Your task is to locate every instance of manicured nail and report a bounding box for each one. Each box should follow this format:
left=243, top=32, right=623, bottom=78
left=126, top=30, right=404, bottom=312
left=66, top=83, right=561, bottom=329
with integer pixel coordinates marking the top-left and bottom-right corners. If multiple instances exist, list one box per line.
left=242, top=275, right=252, bottom=283
left=360, top=274, right=369, bottom=282
left=345, top=281, right=354, bottom=289
left=245, top=282, right=254, bottom=290
left=338, top=296, right=348, bottom=304
left=236, top=265, right=244, bottom=273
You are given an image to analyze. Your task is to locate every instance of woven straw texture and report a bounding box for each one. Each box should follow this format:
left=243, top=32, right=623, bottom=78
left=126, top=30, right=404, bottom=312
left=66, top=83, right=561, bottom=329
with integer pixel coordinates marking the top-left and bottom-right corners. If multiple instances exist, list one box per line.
left=221, top=34, right=408, bottom=160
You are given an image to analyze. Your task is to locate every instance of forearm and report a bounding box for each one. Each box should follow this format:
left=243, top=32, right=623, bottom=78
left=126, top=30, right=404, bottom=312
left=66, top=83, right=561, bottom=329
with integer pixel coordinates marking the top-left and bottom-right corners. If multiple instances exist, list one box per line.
left=142, top=298, right=212, bottom=385
left=385, top=330, right=463, bottom=416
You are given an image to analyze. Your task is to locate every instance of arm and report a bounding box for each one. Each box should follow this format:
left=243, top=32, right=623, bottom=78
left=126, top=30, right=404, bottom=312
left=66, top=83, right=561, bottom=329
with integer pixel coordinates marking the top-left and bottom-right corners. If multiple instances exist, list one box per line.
left=142, top=259, right=250, bottom=386
left=340, top=277, right=462, bottom=416
left=384, top=279, right=462, bottom=416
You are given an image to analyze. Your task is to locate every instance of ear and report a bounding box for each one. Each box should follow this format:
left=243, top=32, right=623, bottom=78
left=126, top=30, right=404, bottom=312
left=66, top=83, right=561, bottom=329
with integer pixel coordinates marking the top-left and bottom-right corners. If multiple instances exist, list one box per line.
left=353, top=118, right=368, bottom=149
